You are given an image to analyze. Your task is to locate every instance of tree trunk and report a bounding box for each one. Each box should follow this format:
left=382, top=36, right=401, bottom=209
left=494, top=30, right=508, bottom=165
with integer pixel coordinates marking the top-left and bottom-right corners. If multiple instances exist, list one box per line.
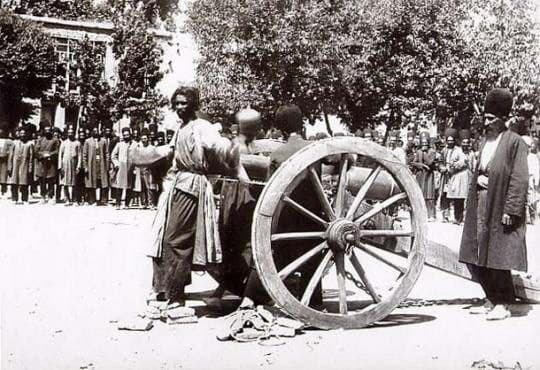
left=323, top=110, right=333, bottom=137
left=0, top=89, right=9, bottom=131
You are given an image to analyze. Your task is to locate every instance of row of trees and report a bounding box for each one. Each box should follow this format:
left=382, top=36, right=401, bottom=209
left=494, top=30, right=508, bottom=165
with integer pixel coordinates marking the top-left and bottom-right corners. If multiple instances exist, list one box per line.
left=186, top=0, right=540, bottom=135
left=0, top=0, right=172, bottom=131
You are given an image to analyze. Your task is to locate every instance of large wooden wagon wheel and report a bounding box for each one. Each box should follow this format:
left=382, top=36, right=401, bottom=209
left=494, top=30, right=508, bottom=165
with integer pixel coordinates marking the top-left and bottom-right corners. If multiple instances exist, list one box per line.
left=252, top=137, right=427, bottom=329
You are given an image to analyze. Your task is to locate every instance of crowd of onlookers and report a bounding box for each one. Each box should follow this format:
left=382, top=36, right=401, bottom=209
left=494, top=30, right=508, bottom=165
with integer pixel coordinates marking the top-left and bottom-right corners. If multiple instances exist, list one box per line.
left=333, top=126, right=540, bottom=226
left=0, top=123, right=174, bottom=209
left=1, top=120, right=538, bottom=225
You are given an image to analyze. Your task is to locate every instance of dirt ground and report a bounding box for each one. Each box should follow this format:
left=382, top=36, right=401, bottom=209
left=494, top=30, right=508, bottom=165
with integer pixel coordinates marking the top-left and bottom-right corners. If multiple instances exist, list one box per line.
left=1, top=199, right=539, bottom=370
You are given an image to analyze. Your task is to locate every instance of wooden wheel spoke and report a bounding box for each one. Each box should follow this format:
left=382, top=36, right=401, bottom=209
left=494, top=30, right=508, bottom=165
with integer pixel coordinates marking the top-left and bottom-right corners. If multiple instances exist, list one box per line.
left=334, top=154, right=349, bottom=218
left=301, top=250, right=334, bottom=306
left=309, top=167, right=336, bottom=221
left=357, top=242, right=407, bottom=275
left=335, top=252, right=348, bottom=314
left=354, top=192, right=407, bottom=225
left=283, top=196, right=329, bottom=227
left=271, top=231, right=326, bottom=242
left=278, top=242, right=328, bottom=280
left=345, top=166, right=382, bottom=220
left=361, top=229, right=412, bottom=238
left=349, top=251, right=382, bottom=303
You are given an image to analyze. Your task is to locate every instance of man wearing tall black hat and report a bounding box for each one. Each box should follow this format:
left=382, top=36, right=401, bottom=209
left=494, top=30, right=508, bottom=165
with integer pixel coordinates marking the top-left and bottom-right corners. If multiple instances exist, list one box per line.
left=411, top=133, right=437, bottom=221
left=239, top=104, right=324, bottom=310
left=35, top=125, right=60, bottom=204
left=459, top=88, right=529, bottom=320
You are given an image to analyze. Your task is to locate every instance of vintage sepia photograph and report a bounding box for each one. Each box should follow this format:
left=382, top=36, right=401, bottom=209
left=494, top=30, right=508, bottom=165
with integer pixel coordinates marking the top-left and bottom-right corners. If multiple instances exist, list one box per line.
left=1, top=0, right=540, bottom=369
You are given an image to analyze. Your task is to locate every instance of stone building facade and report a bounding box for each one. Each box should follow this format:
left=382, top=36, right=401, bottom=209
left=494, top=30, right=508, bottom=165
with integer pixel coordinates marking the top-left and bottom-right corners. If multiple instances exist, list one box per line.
left=20, top=14, right=197, bottom=131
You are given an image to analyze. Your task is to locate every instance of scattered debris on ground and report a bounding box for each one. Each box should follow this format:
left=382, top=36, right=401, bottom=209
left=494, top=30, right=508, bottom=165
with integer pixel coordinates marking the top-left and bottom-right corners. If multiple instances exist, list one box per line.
left=216, top=306, right=304, bottom=344
left=471, top=359, right=528, bottom=370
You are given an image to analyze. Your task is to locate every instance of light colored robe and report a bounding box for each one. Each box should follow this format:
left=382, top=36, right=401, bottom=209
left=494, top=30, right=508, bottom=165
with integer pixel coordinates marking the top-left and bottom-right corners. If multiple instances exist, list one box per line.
left=58, top=140, right=81, bottom=186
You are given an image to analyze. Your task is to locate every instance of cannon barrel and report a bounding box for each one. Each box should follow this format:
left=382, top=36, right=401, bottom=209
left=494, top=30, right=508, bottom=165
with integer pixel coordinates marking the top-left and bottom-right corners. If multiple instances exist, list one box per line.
left=240, top=154, right=271, bottom=181
left=241, top=151, right=401, bottom=200
left=346, top=166, right=400, bottom=200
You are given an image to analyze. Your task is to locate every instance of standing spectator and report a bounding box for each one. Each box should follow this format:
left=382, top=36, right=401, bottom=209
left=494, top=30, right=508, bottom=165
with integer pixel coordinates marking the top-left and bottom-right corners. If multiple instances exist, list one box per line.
left=362, top=128, right=373, bottom=141
left=459, top=88, right=528, bottom=320
left=83, top=128, right=110, bottom=205
left=104, top=127, right=119, bottom=154
left=52, top=128, right=63, bottom=202
left=131, top=132, right=143, bottom=208
left=138, top=130, right=157, bottom=209
left=522, top=136, right=539, bottom=224
left=148, top=124, right=158, bottom=147
left=29, top=127, right=39, bottom=196
left=111, top=127, right=135, bottom=209
left=35, top=126, right=60, bottom=204
left=132, top=128, right=141, bottom=144
left=156, top=131, right=166, bottom=146
left=151, top=131, right=170, bottom=198
left=8, top=127, right=34, bottom=204
left=0, top=128, right=14, bottom=198
left=58, top=127, right=81, bottom=206
left=461, top=131, right=477, bottom=202
left=166, top=129, right=175, bottom=144
left=411, top=135, right=437, bottom=221
left=389, top=132, right=406, bottom=164
left=440, top=129, right=468, bottom=224
left=73, top=128, right=87, bottom=205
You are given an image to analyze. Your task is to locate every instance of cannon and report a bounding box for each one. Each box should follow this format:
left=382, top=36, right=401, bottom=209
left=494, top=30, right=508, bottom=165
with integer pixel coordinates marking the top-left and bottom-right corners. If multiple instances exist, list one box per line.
left=216, top=137, right=539, bottom=330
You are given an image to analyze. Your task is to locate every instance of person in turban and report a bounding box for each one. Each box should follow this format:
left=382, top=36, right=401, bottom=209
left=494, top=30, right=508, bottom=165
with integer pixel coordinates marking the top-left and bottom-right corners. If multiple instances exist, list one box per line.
left=362, top=128, right=373, bottom=141
left=459, top=88, right=528, bottom=320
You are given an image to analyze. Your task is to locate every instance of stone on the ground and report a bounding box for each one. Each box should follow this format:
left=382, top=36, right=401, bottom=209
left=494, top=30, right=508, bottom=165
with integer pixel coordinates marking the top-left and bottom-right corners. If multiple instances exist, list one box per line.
left=117, top=317, right=153, bottom=331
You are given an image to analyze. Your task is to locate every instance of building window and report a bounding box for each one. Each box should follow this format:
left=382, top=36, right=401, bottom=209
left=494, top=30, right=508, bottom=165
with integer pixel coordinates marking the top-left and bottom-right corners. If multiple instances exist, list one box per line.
left=52, top=37, right=105, bottom=93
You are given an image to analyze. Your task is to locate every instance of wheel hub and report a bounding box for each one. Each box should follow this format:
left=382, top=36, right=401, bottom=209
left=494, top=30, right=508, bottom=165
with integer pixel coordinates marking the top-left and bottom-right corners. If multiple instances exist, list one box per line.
left=326, top=219, right=359, bottom=252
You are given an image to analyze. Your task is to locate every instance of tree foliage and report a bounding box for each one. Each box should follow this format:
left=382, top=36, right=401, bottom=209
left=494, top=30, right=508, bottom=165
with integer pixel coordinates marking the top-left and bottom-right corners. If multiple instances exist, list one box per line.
left=63, top=36, right=115, bottom=129
left=14, top=0, right=106, bottom=21
left=187, top=0, right=540, bottom=132
left=0, top=9, right=56, bottom=130
left=13, top=0, right=178, bottom=26
left=111, top=7, right=166, bottom=128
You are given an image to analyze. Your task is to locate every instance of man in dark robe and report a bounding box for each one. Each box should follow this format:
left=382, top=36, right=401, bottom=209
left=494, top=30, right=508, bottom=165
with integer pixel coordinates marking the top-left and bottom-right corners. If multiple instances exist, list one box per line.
left=74, top=128, right=87, bottom=205
left=411, top=135, right=437, bottom=221
left=240, top=104, right=324, bottom=309
left=8, top=127, right=34, bottom=204
left=35, top=126, right=60, bottom=204
left=83, top=128, right=110, bottom=205
left=166, top=129, right=175, bottom=145
left=459, top=88, right=529, bottom=320
left=217, top=108, right=264, bottom=297
left=0, top=128, right=14, bottom=197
